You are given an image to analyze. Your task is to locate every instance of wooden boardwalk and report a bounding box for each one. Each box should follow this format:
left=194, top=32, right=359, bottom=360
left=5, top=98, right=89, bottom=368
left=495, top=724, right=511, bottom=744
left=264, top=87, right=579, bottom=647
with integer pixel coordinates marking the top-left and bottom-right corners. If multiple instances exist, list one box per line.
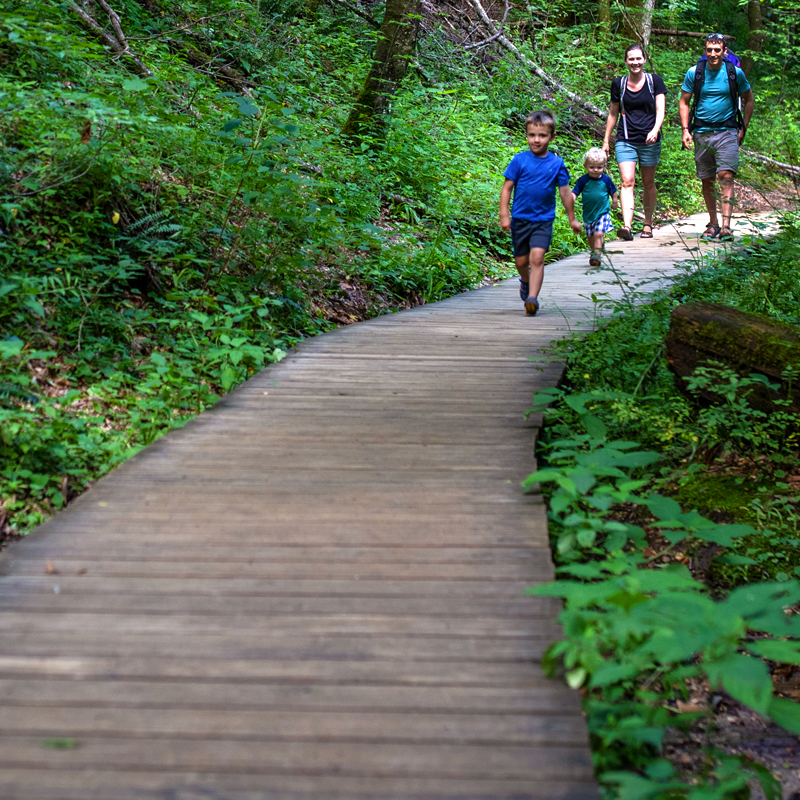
left=0, top=215, right=739, bottom=799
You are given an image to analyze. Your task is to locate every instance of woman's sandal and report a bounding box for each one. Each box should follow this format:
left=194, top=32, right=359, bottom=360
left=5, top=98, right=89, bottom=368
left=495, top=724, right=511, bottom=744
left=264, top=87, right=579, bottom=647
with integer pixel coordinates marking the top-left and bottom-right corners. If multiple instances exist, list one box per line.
left=617, top=226, right=633, bottom=241
left=718, top=227, right=734, bottom=242
left=701, top=224, right=721, bottom=240
left=640, top=224, right=653, bottom=239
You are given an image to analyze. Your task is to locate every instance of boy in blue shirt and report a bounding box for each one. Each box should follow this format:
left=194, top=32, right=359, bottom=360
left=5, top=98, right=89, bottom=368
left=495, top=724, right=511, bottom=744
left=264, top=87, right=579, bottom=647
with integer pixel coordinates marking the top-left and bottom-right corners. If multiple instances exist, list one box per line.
left=572, top=147, right=619, bottom=267
left=500, top=109, right=582, bottom=316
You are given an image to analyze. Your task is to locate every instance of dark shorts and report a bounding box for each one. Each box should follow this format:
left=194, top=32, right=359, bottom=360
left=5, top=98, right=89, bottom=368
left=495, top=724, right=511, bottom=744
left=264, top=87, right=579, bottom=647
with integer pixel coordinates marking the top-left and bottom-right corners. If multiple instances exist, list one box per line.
left=511, top=218, right=554, bottom=257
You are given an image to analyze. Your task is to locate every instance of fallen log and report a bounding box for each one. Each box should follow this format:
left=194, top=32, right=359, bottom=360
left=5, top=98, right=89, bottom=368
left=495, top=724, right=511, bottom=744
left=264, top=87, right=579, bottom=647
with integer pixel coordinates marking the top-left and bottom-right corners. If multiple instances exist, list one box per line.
left=665, top=301, right=800, bottom=413
left=741, top=150, right=800, bottom=179
left=651, top=28, right=735, bottom=40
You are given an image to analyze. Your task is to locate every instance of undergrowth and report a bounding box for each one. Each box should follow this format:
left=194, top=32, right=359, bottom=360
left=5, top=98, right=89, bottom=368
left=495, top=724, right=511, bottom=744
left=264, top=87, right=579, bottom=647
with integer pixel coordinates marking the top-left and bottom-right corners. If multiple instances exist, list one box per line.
left=530, top=213, right=800, bottom=797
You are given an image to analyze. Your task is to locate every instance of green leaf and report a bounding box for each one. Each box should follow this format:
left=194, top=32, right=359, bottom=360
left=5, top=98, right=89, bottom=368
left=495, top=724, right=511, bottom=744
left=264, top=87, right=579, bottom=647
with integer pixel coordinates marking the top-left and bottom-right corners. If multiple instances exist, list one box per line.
left=715, top=553, right=757, bottom=565
left=767, top=696, right=800, bottom=734
left=716, top=654, right=773, bottom=715
left=220, top=365, right=237, bottom=392
left=576, top=528, right=596, bottom=547
left=122, top=77, right=149, bottom=92
left=566, top=667, right=586, bottom=688
left=23, top=296, right=44, bottom=317
left=41, top=738, right=78, bottom=749
left=580, top=413, right=607, bottom=439
left=590, top=662, right=640, bottom=687
left=646, top=494, right=682, bottom=523
left=607, top=590, right=649, bottom=611
left=747, top=639, right=800, bottom=665
left=0, top=338, right=24, bottom=359
left=614, top=450, right=661, bottom=468
left=521, top=469, right=562, bottom=492
left=747, top=760, right=783, bottom=800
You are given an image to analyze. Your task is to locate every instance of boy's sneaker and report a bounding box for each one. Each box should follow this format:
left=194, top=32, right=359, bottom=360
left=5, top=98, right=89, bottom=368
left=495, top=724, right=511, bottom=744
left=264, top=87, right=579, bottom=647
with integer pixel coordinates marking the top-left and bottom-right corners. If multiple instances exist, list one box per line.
left=524, top=296, right=540, bottom=316
left=589, top=254, right=602, bottom=267
left=519, top=279, right=529, bottom=300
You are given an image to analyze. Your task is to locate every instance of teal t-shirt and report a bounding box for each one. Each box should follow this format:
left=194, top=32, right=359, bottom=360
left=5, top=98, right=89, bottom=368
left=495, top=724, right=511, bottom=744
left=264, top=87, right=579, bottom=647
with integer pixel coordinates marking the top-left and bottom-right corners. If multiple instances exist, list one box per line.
left=572, top=174, right=617, bottom=225
left=681, top=63, right=750, bottom=132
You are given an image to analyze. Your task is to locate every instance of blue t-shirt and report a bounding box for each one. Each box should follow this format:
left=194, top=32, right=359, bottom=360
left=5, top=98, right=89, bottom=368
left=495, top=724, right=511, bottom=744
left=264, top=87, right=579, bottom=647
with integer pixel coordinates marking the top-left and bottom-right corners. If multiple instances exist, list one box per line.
left=572, top=174, right=617, bottom=224
left=681, top=63, right=750, bottom=132
left=503, top=150, right=571, bottom=222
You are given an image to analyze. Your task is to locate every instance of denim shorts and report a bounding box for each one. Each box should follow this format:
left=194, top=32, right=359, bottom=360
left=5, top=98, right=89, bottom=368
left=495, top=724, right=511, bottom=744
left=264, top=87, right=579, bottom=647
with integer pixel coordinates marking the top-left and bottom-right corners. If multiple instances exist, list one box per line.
left=693, top=129, right=739, bottom=178
left=511, top=218, right=554, bottom=256
left=614, top=139, right=662, bottom=167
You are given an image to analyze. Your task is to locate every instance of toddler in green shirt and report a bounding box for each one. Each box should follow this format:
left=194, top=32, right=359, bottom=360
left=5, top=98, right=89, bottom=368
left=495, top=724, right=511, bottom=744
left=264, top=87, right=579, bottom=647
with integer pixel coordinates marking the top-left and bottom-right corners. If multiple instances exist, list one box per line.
left=571, top=148, right=619, bottom=267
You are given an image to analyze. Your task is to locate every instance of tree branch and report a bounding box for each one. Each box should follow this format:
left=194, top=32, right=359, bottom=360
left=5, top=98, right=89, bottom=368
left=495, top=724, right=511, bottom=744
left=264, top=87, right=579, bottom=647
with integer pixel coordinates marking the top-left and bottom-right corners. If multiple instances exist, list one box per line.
left=463, top=0, right=605, bottom=119
left=68, top=1, right=152, bottom=77
left=742, top=150, right=800, bottom=179
left=651, top=28, right=735, bottom=40
left=464, top=0, right=509, bottom=49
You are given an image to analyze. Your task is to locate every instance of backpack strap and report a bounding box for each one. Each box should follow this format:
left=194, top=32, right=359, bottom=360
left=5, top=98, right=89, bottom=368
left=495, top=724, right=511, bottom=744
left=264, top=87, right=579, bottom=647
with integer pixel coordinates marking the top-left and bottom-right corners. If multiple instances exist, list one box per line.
left=689, top=60, right=742, bottom=132
left=688, top=61, right=705, bottom=132
left=619, top=73, right=653, bottom=140
left=619, top=76, right=628, bottom=139
left=724, top=60, right=745, bottom=129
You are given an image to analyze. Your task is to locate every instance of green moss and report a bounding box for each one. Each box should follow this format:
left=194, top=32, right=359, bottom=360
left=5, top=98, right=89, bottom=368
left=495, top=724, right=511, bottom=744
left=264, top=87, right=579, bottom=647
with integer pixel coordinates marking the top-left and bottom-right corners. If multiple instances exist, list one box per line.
left=674, top=473, right=756, bottom=521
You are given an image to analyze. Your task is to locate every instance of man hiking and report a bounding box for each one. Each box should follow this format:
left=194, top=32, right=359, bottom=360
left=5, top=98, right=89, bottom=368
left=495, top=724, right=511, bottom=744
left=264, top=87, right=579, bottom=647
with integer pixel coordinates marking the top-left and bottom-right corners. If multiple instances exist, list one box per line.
left=679, top=33, right=754, bottom=241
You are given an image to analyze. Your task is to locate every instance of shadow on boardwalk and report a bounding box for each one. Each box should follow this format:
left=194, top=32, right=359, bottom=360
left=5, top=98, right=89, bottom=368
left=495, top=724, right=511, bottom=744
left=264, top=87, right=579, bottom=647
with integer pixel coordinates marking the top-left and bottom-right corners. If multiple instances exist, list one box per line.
left=0, top=214, right=753, bottom=799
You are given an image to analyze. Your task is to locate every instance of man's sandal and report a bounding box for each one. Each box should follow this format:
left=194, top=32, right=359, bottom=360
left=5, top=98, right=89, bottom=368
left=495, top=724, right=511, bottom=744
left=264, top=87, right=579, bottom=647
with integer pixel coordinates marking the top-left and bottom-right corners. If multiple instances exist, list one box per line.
left=701, top=224, right=721, bottom=240
left=617, top=226, right=633, bottom=241
left=718, top=228, right=734, bottom=242
left=640, top=224, right=653, bottom=239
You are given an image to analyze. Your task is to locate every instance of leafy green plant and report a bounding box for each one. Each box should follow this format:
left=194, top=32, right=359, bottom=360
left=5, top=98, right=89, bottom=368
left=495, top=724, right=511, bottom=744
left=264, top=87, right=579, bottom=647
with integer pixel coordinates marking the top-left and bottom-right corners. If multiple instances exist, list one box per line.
left=524, top=424, right=798, bottom=798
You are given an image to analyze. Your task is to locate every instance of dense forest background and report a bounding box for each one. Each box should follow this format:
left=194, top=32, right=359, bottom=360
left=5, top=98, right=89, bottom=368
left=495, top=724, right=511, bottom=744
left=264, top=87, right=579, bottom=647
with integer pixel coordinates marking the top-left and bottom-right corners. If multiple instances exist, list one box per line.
left=1, top=0, right=797, bottom=538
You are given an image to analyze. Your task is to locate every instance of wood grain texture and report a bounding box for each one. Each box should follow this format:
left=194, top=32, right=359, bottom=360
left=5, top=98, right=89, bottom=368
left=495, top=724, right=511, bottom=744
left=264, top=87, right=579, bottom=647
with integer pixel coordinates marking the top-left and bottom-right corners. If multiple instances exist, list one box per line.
left=0, top=214, right=729, bottom=799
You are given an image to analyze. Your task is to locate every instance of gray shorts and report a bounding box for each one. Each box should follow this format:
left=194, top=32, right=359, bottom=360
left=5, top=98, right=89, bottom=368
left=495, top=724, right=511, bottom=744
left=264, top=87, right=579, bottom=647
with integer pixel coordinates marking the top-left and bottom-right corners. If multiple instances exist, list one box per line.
left=693, top=129, right=739, bottom=179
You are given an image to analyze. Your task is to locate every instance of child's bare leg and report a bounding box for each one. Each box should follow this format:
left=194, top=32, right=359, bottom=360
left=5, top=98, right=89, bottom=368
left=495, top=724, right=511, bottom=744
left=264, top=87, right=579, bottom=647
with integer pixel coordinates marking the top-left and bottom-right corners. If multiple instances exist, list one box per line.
left=527, top=247, right=546, bottom=298
left=588, top=232, right=605, bottom=253
left=514, top=254, right=530, bottom=283
left=515, top=248, right=546, bottom=298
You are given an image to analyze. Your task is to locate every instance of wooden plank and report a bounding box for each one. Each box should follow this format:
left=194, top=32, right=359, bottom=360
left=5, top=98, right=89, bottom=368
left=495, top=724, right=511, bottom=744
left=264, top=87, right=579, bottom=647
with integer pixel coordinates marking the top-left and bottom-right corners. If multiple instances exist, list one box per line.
left=0, top=678, right=583, bottom=712
left=0, top=707, right=592, bottom=744
left=0, top=632, right=549, bottom=661
left=2, top=560, right=551, bottom=581
left=0, top=612, right=562, bottom=638
left=0, top=576, right=546, bottom=597
left=0, top=736, right=596, bottom=779
left=0, top=593, right=555, bottom=617
left=0, top=656, right=563, bottom=685
left=0, top=770, right=601, bottom=799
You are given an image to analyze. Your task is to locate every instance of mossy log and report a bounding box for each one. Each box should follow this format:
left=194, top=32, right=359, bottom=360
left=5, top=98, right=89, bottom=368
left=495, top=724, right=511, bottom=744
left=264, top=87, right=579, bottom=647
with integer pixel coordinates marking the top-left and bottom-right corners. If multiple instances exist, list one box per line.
left=665, top=301, right=800, bottom=412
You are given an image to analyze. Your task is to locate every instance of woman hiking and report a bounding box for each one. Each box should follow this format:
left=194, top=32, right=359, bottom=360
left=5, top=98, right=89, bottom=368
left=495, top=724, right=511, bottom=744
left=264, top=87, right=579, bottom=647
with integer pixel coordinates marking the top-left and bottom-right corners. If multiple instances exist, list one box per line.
left=602, top=44, right=667, bottom=240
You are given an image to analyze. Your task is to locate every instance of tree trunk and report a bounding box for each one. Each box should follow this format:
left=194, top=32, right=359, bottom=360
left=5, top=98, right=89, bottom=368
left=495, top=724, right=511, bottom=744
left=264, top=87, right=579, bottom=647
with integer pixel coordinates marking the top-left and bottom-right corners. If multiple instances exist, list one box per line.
left=665, top=302, right=800, bottom=413
left=741, top=0, right=766, bottom=74
left=641, top=0, right=655, bottom=50
left=621, top=0, right=643, bottom=40
left=342, top=0, right=422, bottom=140
left=597, top=0, right=610, bottom=39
